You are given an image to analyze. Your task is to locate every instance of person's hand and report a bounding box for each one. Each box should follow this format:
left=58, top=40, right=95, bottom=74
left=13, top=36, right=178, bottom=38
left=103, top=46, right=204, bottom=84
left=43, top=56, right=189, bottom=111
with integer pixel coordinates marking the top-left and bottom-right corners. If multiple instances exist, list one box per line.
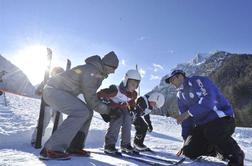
left=176, top=141, right=186, bottom=156
left=176, top=111, right=190, bottom=124
left=148, top=124, right=153, bottom=132
left=176, top=148, right=183, bottom=157
left=109, top=109, right=122, bottom=119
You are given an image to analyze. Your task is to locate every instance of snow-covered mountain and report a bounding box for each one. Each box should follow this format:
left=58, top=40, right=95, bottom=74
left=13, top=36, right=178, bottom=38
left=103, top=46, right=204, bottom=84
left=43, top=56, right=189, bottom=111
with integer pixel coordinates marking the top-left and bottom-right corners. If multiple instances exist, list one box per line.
left=0, top=92, right=251, bottom=165
left=0, top=54, right=35, bottom=97
left=159, top=51, right=227, bottom=88
left=151, top=51, right=252, bottom=127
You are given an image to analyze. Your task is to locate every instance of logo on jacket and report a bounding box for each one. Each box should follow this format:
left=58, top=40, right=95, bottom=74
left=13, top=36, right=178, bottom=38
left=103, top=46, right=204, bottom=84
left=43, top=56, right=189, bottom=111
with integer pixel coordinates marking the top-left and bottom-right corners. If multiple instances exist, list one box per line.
left=189, top=92, right=194, bottom=98
left=196, top=79, right=208, bottom=96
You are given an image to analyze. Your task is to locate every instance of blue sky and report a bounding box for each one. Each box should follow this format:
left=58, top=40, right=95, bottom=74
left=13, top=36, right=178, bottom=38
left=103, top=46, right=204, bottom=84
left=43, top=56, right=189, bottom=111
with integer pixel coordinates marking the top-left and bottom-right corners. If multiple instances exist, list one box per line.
left=1, top=0, right=252, bottom=94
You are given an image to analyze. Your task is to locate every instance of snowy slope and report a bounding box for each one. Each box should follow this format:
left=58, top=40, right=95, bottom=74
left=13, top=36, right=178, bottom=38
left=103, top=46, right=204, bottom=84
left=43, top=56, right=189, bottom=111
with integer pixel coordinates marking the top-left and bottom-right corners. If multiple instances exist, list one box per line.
left=0, top=92, right=252, bottom=166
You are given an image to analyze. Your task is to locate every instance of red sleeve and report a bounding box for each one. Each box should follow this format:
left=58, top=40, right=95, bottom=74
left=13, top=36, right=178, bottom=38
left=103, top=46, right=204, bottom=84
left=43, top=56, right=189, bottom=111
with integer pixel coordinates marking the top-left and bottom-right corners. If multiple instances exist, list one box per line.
left=127, top=91, right=137, bottom=108
left=108, top=91, right=137, bottom=110
left=96, top=85, right=126, bottom=109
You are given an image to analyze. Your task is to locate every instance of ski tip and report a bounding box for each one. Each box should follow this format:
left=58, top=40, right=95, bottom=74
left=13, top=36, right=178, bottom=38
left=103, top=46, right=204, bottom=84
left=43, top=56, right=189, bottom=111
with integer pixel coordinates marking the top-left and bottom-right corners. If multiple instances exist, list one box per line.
left=173, top=157, right=186, bottom=165
left=39, top=155, right=71, bottom=161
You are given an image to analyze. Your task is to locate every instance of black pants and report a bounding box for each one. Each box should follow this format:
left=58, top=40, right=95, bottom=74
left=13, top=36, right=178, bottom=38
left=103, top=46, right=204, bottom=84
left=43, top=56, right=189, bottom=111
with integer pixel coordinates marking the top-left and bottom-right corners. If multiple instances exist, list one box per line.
left=133, top=117, right=148, bottom=145
left=183, top=117, right=243, bottom=164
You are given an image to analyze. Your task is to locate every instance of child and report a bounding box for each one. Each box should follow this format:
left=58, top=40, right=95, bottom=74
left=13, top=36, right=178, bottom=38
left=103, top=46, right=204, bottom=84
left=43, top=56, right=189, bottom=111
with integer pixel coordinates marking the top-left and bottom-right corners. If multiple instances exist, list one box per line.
left=97, top=69, right=141, bottom=155
left=133, top=92, right=165, bottom=151
left=31, top=66, right=64, bottom=147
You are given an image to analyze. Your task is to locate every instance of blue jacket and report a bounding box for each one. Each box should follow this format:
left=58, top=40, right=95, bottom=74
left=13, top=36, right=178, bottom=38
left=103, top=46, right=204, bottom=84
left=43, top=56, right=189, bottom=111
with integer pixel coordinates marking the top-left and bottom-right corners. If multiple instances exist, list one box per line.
left=177, top=76, right=234, bottom=140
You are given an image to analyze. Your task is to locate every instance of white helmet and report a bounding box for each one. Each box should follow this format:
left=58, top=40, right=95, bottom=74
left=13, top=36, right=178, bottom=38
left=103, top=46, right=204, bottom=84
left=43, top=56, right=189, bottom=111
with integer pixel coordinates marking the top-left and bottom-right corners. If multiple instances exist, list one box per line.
left=148, top=92, right=165, bottom=109
left=123, top=69, right=141, bottom=86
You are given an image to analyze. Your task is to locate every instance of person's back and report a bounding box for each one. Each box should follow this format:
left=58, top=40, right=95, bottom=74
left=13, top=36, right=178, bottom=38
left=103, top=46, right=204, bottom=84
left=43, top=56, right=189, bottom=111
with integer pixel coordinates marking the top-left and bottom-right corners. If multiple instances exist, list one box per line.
left=47, top=56, right=104, bottom=95
left=133, top=92, right=165, bottom=151
left=178, top=75, right=234, bottom=125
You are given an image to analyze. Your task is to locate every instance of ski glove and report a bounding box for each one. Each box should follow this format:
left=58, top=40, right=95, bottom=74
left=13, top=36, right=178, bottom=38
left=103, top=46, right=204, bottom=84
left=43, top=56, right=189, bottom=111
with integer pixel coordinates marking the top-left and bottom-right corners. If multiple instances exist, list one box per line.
left=109, top=109, right=122, bottom=120
left=148, top=123, right=153, bottom=132
left=100, top=114, right=110, bottom=123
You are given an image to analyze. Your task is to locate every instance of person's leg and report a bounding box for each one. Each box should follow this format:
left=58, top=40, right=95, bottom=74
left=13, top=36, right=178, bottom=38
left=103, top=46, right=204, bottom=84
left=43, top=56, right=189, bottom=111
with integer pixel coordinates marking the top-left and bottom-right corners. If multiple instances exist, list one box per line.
left=121, top=109, right=133, bottom=147
left=182, top=126, right=210, bottom=159
left=104, top=110, right=123, bottom=150
left=68, top=110, right=94, bottom=151
left=204, top=117, right=244, bottom=165
left=133, top=117, right=148, bottom=146
left=43, top=87, right=92, bottom=152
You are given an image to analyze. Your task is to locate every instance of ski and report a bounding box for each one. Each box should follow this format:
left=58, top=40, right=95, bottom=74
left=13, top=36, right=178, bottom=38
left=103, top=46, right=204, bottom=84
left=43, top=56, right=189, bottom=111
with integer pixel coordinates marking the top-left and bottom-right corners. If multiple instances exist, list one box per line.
left=123, top=154, right=174, bottom=166
left=138, top=153, right=185, bottom=165
left=90, top=150, right=185, bottom=166
left=39, top=155, right=71, bottom=161
left=134, top=149, right=186, bottom=165
left=35, top=48, right=52, bottom=149
left=138, top=148, right=157, bottom=154
left=51, top=59, right=71, bottom=134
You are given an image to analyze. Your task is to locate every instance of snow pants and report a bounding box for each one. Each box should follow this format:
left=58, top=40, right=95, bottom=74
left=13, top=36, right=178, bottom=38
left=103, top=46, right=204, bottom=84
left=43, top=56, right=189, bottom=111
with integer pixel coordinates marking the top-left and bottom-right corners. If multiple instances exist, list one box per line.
left=42, top=86, right=93, bottom=152
left=183, top=116, right=244, bottom=165
left=31, top=106, right=63, bottom=143
left=105, top=109, right=132, bottom=147
left=133, top=116, right=148, bottom=145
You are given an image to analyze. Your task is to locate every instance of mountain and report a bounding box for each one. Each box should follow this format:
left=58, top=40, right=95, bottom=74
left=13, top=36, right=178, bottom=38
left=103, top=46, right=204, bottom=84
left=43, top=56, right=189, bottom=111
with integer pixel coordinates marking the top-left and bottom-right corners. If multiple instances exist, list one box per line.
left=210, top=54, right=252, bottom=127
left=0, top=54, right=35, bottom=97
left=152, top=51, right=252, bottom=127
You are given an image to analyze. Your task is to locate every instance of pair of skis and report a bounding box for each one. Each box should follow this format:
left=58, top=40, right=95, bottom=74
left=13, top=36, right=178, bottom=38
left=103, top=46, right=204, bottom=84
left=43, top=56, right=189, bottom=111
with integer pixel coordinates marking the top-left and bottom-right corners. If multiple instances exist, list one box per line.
left=124, top=153, right=185, bottom=166
left=91, top=149, right=185, bottom=166
left=34, top=48, right=71, bottom=149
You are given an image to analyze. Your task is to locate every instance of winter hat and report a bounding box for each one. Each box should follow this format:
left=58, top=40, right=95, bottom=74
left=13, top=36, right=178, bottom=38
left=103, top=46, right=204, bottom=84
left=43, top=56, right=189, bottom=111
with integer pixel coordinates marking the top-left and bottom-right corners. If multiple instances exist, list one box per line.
left=165, top=70, right=186, bottom=84
left=102, top=51, right=119, bottom=69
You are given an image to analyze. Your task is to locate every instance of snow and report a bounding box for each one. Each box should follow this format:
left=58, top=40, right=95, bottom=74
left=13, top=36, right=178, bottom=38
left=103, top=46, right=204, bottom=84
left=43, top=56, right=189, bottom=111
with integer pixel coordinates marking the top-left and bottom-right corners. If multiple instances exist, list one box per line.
left=0, top=92, right=252, bottom=166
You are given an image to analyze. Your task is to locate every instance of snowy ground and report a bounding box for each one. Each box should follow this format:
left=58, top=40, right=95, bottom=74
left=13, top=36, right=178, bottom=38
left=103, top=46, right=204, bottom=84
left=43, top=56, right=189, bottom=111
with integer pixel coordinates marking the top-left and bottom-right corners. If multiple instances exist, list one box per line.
left=0, top=92, right=252, bottom=166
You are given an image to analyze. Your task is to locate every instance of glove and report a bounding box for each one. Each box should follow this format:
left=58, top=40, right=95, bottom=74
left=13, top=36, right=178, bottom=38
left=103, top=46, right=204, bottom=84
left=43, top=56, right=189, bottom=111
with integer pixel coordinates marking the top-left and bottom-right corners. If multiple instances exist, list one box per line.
left=109, top=109, right=122, bottom=120
left=147, top=123, right=153, bottom=132
left=100, top=114, right=111, bottom=123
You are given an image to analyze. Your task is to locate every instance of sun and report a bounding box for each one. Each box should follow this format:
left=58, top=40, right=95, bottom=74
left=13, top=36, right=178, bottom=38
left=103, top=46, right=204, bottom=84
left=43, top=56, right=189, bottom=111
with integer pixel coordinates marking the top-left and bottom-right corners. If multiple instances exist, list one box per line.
left=11, top=45, right=59, bottom=85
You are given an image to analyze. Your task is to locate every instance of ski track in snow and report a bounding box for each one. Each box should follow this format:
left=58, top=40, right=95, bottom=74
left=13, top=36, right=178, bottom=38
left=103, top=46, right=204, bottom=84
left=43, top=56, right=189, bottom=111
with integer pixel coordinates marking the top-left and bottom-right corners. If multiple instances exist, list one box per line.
left=0, top=92, right=252, bottom=166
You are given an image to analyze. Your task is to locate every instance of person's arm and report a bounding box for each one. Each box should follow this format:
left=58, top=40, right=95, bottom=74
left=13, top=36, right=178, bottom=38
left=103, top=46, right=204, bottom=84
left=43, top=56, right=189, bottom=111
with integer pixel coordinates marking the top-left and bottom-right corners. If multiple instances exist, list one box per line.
left=144, top=114, right=151, bottom=125
left=35, top=81, right=46, bottom=96
left=134, top=97, right=146, bottom=116
left=144, top=114, right=153, bottom=132
left=127, top=91, right=137, bottom=109
left=176, top=98, right=194, bottom=156
left=97, top=85, right=126, bottom=109
left=80, top=70, right=110, bottom=114
left=176, top=97, right=194, bottom=140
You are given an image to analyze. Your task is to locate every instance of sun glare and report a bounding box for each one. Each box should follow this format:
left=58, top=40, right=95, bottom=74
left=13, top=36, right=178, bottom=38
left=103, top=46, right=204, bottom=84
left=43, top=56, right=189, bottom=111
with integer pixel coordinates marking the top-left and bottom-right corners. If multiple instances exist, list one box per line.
left=11, top=45, right=54, bottom=85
